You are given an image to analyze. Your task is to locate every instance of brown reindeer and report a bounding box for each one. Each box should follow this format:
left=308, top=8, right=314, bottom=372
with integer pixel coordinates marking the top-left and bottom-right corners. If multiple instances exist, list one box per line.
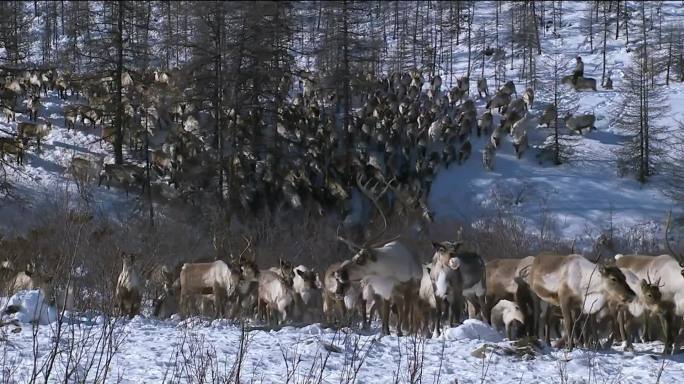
left=0, top=136, right=24, bottom=165
left=529, top=253, right=636, bottom=350
left=17, top=120, right=51, bottom=151
left=179, top=259, right=241, bottom=318
left=485, top=256, right=536, bottom=335
left=322, top=261, right=367, bottom=327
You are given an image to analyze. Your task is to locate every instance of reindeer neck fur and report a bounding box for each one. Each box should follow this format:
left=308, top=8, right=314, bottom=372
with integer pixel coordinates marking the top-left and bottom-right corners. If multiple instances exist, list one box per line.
left=118, top=260, right=141, bottom=291
left=348, top=240, right=421, bottom=283
left=564, top=255, right=608, bottom=314
left=430, top=255, right=457, bottom=299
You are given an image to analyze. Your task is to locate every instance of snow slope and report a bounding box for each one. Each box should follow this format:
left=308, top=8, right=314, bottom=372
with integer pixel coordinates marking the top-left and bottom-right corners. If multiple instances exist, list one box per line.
left=2, top=311, right=683, bottom=384
left=429, top=1, right=684, bottom=243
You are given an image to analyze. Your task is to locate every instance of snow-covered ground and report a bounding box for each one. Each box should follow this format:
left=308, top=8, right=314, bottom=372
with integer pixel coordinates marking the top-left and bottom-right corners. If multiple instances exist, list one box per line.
left=2, top=2, right=684, bottom=383
left=2, top=305, right=683, bottom=384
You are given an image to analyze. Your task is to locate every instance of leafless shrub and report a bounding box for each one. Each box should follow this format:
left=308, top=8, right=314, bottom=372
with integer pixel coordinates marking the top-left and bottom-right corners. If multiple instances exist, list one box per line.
left=339, top=331, right=375, bottom=384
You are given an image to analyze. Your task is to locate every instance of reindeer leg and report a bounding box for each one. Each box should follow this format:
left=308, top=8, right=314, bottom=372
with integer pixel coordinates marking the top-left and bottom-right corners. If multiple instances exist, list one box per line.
left=479, top=294, right=489, bottom=324
left=380, top=298, right=391, bottom=336
left=559, top=290, right=574, bottom=350
left=661, top=313, right=673, bottom=355
left=433, top=297, right=442, bottom=338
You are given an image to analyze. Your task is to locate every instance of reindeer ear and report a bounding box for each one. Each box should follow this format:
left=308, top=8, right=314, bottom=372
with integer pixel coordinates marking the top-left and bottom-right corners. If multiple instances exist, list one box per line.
left=640, top=279, right=649, bottom=290
left=295, top=269, right=304, bottom=277
left=432, top=242, right=441, bottom=250
left=598, top=264, right=607, bottom=275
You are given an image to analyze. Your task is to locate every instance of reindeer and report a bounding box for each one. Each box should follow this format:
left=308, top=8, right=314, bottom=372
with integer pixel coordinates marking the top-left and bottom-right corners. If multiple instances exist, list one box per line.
left=512, top=131, right=528, bottom=159
left=613, top=213, right=684, bottom=352
left=322, top=261, right=367, bottom=327
left=614, top=268, right=675, bottom=353
left=179, top=259, right=242, bottom=318
left=0, top=136, right=24, bottom=165
left=538, top=105, right=557, bottom=128
left=499, top=80, right=517, bottom=97
left=478, top=110, right=493, bottom=137
left=485, top=91, right=511, bottom=112
left=1, top=102, right=16, bottom=123
left=64, top=105, right=80, bottom=130
left=334, top=176, right=423, bottom=336
left=70, top=156, right=103, bottom=187
left=491, top=299, right=526, bottom=340
left=424, top=241, right=464, bottom=337
left=457, top=76, right=469, bottom=97
left=153, top=280, right=179, bottom=319
left=485, top=257, right=536, bottom=336
left=292, top=265, right=322, bottom=322
left=26, top=95, right=41, bottom=121
left=258, top=270, right=296, bottom=325
left=98, top=163, right=143, bottom=195
left=490, top=123, right=504, bottom=149
left=17, top=120, right=51, bottom=151
left=502, top=98, right=526, bottom=129
left=522, top=88, right=534, bottom=111
left=115, top=252, right=143, bottom=318
left=3, top=261, right=54, bottom=298
left=564, top=112, right=595, bottom=134
left=562, top=75, right=597, bottom=91
left=477, top=78, right=489, bottom=98
left=529, top=252, right=636, bottom=350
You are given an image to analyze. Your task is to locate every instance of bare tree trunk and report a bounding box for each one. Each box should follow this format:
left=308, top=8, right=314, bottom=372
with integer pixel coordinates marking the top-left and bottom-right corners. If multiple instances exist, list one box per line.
left=114, top=1, right=125, bottom=165
left=145, top=115, right=154, bottom=227
left=342, top=1, right=352, bottom=159
left=616, top=0, right=620, bottom=39
left=602, top=4, right=608, bottom=85
left=532, top=0, right=541, bottom=54
left=589, top=3, right=594, bottom=52
left=666, top=29, right=672, bottom=85
left=215, top=2, right=224, bottom=207
left=467, top=3, right=472, bottom=77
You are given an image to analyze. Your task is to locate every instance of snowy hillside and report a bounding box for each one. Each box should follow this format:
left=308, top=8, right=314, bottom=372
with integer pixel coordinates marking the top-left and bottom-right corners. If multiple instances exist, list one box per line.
left=2, top=2, right=684, bottom=384
left=0, top=2, right=681, bottom=243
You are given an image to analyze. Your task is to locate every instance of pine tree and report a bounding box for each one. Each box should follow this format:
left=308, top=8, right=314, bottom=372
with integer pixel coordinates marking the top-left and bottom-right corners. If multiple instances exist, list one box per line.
left=613, top=3, right=669, bottom=182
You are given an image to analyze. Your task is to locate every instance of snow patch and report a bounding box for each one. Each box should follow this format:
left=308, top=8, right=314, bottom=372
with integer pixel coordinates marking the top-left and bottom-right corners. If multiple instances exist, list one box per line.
left=444, top=319, right=503, bottom=342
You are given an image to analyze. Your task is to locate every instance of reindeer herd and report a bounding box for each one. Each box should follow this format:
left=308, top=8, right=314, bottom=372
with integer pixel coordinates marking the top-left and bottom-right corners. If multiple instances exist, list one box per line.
left=94, top=205, right=684, bottom=355
left=1, top=60, right=604, bottom=228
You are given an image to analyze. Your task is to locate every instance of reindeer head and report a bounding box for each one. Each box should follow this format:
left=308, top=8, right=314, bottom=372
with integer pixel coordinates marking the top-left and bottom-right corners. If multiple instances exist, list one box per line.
left=239, top=259, right=260, bottom=282
left=278, top=258, right=295, bottom=285
left=329, top=262, right=353, bottom=298
left=120, top=252, right=135, bottom=267
left=640, top=279, right=663, bottom=307
left=294, top=267, right=319, bottom=291
left=598, top=264, right=636, bottom=304
left=432, top=241, right=463, bottom=270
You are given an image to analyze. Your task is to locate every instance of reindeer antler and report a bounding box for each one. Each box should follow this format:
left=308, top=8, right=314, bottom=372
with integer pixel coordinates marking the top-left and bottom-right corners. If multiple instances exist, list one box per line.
left=665, top=210, right=684, bottom=266
left=238, top=235, right=252, bottom=261
left=336, top=224, right=363, bottom=251
left=356, top=174, right=394, bottom=247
